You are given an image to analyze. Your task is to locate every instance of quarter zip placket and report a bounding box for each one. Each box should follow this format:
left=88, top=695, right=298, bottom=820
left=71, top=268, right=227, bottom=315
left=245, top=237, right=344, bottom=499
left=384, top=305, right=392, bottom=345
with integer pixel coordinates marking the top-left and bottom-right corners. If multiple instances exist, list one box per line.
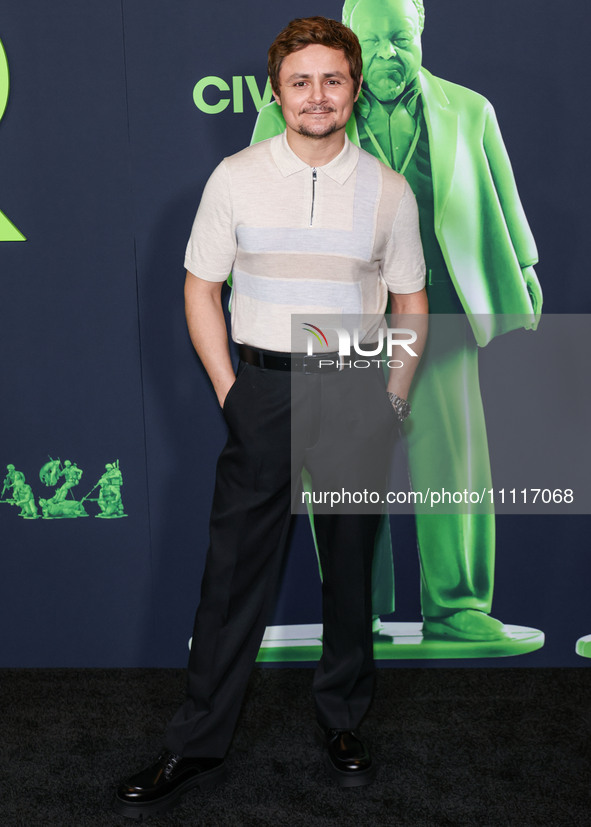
left=310, top=167, right=317, bottom=226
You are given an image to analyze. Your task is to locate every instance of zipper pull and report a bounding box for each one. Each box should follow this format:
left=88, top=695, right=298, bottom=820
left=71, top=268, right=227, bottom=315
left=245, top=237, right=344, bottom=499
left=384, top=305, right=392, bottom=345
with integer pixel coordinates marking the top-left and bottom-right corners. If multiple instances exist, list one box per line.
left=310, top=168, right=317, bottom=226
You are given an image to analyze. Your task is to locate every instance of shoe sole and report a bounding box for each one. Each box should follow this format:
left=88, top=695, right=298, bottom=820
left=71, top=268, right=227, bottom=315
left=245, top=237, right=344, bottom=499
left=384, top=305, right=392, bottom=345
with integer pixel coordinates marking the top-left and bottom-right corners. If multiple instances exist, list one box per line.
left=322, top=753, right=376, bottom=787
left=112, top=763, right=228, bottom=820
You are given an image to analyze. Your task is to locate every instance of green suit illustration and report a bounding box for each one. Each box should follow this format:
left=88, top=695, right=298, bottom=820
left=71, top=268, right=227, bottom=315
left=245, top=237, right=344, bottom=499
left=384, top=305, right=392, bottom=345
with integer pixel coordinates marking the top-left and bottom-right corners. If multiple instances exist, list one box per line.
left=251, top=0, right=541, bottom=642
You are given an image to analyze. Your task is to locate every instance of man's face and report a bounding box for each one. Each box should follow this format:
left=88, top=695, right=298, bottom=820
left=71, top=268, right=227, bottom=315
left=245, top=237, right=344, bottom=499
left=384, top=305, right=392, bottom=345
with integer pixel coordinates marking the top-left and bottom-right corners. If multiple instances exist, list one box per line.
left=351, top=0, right=422, bottom=103
left=273, top=44, right=361, bottom=140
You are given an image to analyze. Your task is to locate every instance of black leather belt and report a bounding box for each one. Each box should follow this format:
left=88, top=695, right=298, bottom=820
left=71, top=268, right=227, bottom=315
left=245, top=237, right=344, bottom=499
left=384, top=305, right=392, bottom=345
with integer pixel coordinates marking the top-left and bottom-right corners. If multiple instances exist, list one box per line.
left=239, top=344, right=342, bottom=373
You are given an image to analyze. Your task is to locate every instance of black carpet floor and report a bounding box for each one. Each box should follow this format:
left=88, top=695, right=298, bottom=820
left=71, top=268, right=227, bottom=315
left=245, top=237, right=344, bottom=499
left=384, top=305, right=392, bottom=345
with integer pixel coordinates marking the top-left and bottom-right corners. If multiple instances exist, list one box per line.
left=3, top=667, right=591, bottom=826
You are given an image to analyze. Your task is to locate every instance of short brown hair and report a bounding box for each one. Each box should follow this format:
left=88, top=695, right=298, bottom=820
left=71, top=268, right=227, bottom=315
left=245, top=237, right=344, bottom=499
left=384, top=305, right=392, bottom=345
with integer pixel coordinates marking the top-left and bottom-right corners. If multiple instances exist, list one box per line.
left=268, top=16, right=363, bottom=96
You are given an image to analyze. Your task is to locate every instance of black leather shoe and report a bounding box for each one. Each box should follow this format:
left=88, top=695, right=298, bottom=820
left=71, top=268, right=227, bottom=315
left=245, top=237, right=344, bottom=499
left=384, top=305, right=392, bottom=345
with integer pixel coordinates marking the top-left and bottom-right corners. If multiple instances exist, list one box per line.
left=113, top=750, right=227, bottom=820
left=316, top=726, right=376, bottom=787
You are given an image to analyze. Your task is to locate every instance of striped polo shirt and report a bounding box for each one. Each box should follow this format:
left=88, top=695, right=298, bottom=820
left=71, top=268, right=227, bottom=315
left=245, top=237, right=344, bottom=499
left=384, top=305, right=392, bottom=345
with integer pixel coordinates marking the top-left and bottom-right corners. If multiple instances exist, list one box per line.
left=184, top=132, right=425, bottom=352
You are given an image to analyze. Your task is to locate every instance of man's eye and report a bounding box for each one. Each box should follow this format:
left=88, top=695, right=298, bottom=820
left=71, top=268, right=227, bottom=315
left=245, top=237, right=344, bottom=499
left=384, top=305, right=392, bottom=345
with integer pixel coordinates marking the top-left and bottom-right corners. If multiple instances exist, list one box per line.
left=396, top=39, right=410, bottom=47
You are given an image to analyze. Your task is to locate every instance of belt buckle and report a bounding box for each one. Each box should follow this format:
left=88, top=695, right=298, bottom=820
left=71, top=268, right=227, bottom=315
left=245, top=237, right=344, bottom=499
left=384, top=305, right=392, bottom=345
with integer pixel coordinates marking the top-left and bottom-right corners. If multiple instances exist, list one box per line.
left=302, top=354, right=319, bottom=374
left=301, top=353, right=342, bottom=373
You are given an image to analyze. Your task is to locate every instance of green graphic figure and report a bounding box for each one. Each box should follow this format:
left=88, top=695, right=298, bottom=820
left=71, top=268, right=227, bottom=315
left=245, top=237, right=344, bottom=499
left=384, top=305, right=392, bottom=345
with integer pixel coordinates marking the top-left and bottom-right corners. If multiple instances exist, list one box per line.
left=0, top=457, right=126, bottom=520
left=11, top=472, right=38, bottom=519
left=95, top=460, right=126, bottom=518
left=1, top=466, right=38, bottom=518
left=38, top=457, right=87, bottom=518
left=53, top=459, right=83, bottom=503
left=0, top=38, right=25, bottom=241
left=39, top=458, right=61, bottom=487
left=39, top=496, right=88, bottom=519
left=252, top=0, right=542, bottom=645
left=1, top=463, right=18, bottom=499
left=575, top=635, right=591, bottom=658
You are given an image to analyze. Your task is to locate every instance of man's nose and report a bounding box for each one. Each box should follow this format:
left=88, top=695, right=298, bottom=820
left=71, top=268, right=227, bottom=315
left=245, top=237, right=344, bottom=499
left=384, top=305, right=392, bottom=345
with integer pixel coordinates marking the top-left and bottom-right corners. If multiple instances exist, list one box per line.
left=376, top=38, right=397, bottom=60
left=308, top=79, right=327, bottom=101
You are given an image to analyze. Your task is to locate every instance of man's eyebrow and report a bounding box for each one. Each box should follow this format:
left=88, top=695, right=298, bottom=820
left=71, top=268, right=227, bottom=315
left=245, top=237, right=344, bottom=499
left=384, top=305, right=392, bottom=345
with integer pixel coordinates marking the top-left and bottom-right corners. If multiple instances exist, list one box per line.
left=284, top=71, right=349, bottom=82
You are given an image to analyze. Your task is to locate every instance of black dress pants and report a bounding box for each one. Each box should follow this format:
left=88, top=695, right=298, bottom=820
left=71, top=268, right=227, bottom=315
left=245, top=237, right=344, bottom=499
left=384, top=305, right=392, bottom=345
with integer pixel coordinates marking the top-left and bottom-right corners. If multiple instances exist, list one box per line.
left=164, top=360, right=394, bottom=758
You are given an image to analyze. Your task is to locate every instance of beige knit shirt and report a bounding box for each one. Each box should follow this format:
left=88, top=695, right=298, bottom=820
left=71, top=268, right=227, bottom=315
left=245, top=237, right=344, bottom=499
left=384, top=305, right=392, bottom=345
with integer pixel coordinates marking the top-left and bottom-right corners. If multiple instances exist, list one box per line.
left=185, top=132, right=425, bottom=352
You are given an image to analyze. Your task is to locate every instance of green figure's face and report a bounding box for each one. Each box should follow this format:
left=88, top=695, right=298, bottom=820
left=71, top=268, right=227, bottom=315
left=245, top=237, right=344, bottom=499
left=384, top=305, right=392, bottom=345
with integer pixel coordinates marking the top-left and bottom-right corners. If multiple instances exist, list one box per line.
left=350, top=0, right=422, bottom=102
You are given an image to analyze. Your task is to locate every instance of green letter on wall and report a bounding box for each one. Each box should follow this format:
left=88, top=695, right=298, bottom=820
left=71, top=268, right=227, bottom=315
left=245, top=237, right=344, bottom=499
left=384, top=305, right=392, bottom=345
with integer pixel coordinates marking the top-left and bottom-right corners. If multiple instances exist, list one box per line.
left=0, top=38, right=25, bottom=241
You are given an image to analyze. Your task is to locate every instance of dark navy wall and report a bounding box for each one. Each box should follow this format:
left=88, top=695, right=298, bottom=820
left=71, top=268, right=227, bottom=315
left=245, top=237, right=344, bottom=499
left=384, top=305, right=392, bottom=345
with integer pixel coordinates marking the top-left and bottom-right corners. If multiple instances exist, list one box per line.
left=0, top=1, right=150, bottom=666
left=0, top=0, right=589, bottom=666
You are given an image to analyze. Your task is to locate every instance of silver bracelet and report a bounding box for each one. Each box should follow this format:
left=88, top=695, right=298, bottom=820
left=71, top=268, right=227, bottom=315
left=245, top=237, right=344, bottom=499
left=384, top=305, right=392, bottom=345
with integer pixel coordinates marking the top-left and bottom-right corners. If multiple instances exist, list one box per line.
left=387, top=391, right=411, bottom=422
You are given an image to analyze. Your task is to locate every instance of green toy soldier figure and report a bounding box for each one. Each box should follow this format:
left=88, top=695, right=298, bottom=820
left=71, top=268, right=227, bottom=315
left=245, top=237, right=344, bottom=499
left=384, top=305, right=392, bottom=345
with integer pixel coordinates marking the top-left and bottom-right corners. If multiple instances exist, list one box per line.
left=53, top=459, right=83, bottom=504
left=96, top=461, right=125, bottom=518
left=11, top=472, right=38, bottom=519
left=38, top=457, right=86, bottom=518
left=1, top=463, right=18, bottom=500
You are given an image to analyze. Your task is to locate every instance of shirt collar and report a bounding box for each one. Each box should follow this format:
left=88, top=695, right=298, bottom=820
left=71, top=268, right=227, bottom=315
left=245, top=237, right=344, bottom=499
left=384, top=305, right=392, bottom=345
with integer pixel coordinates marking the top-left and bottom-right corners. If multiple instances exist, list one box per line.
left=270, top=130, right=359, bottom=185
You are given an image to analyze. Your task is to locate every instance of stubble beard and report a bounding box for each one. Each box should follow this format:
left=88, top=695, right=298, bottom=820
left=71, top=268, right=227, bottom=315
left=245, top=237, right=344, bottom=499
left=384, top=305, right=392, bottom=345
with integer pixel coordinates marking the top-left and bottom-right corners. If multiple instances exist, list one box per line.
left=297, top=110, right=344, bottom=140
left=297, top=121, right=340, bottom=139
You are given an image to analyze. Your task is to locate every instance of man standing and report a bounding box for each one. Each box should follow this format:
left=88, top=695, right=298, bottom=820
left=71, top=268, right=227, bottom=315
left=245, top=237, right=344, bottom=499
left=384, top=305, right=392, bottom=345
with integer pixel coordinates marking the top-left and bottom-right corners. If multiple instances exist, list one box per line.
left=115, top=16, right=427, bottom=820
left=253, top=0, right=541, bottom=643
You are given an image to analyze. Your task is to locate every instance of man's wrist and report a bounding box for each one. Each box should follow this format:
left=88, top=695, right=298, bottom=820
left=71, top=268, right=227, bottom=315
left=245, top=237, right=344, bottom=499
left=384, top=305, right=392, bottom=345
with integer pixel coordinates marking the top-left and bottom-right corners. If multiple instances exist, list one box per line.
left=387, top=391, right=411, bottom=423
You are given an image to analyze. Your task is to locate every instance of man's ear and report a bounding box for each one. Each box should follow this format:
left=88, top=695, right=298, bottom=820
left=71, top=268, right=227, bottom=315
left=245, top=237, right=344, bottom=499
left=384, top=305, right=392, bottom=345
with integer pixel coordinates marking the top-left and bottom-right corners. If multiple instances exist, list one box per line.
left=354, top=74, right=363, bottom=102
left=272, top=87, right=281, bottom=106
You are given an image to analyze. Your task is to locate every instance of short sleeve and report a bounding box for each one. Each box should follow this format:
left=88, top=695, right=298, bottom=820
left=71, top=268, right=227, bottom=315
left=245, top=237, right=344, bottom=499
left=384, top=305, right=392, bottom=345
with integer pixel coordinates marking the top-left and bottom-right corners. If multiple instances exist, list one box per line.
left=184, top=160, right=236, bottom=281
left=381, top=179, right=426, bottom=294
